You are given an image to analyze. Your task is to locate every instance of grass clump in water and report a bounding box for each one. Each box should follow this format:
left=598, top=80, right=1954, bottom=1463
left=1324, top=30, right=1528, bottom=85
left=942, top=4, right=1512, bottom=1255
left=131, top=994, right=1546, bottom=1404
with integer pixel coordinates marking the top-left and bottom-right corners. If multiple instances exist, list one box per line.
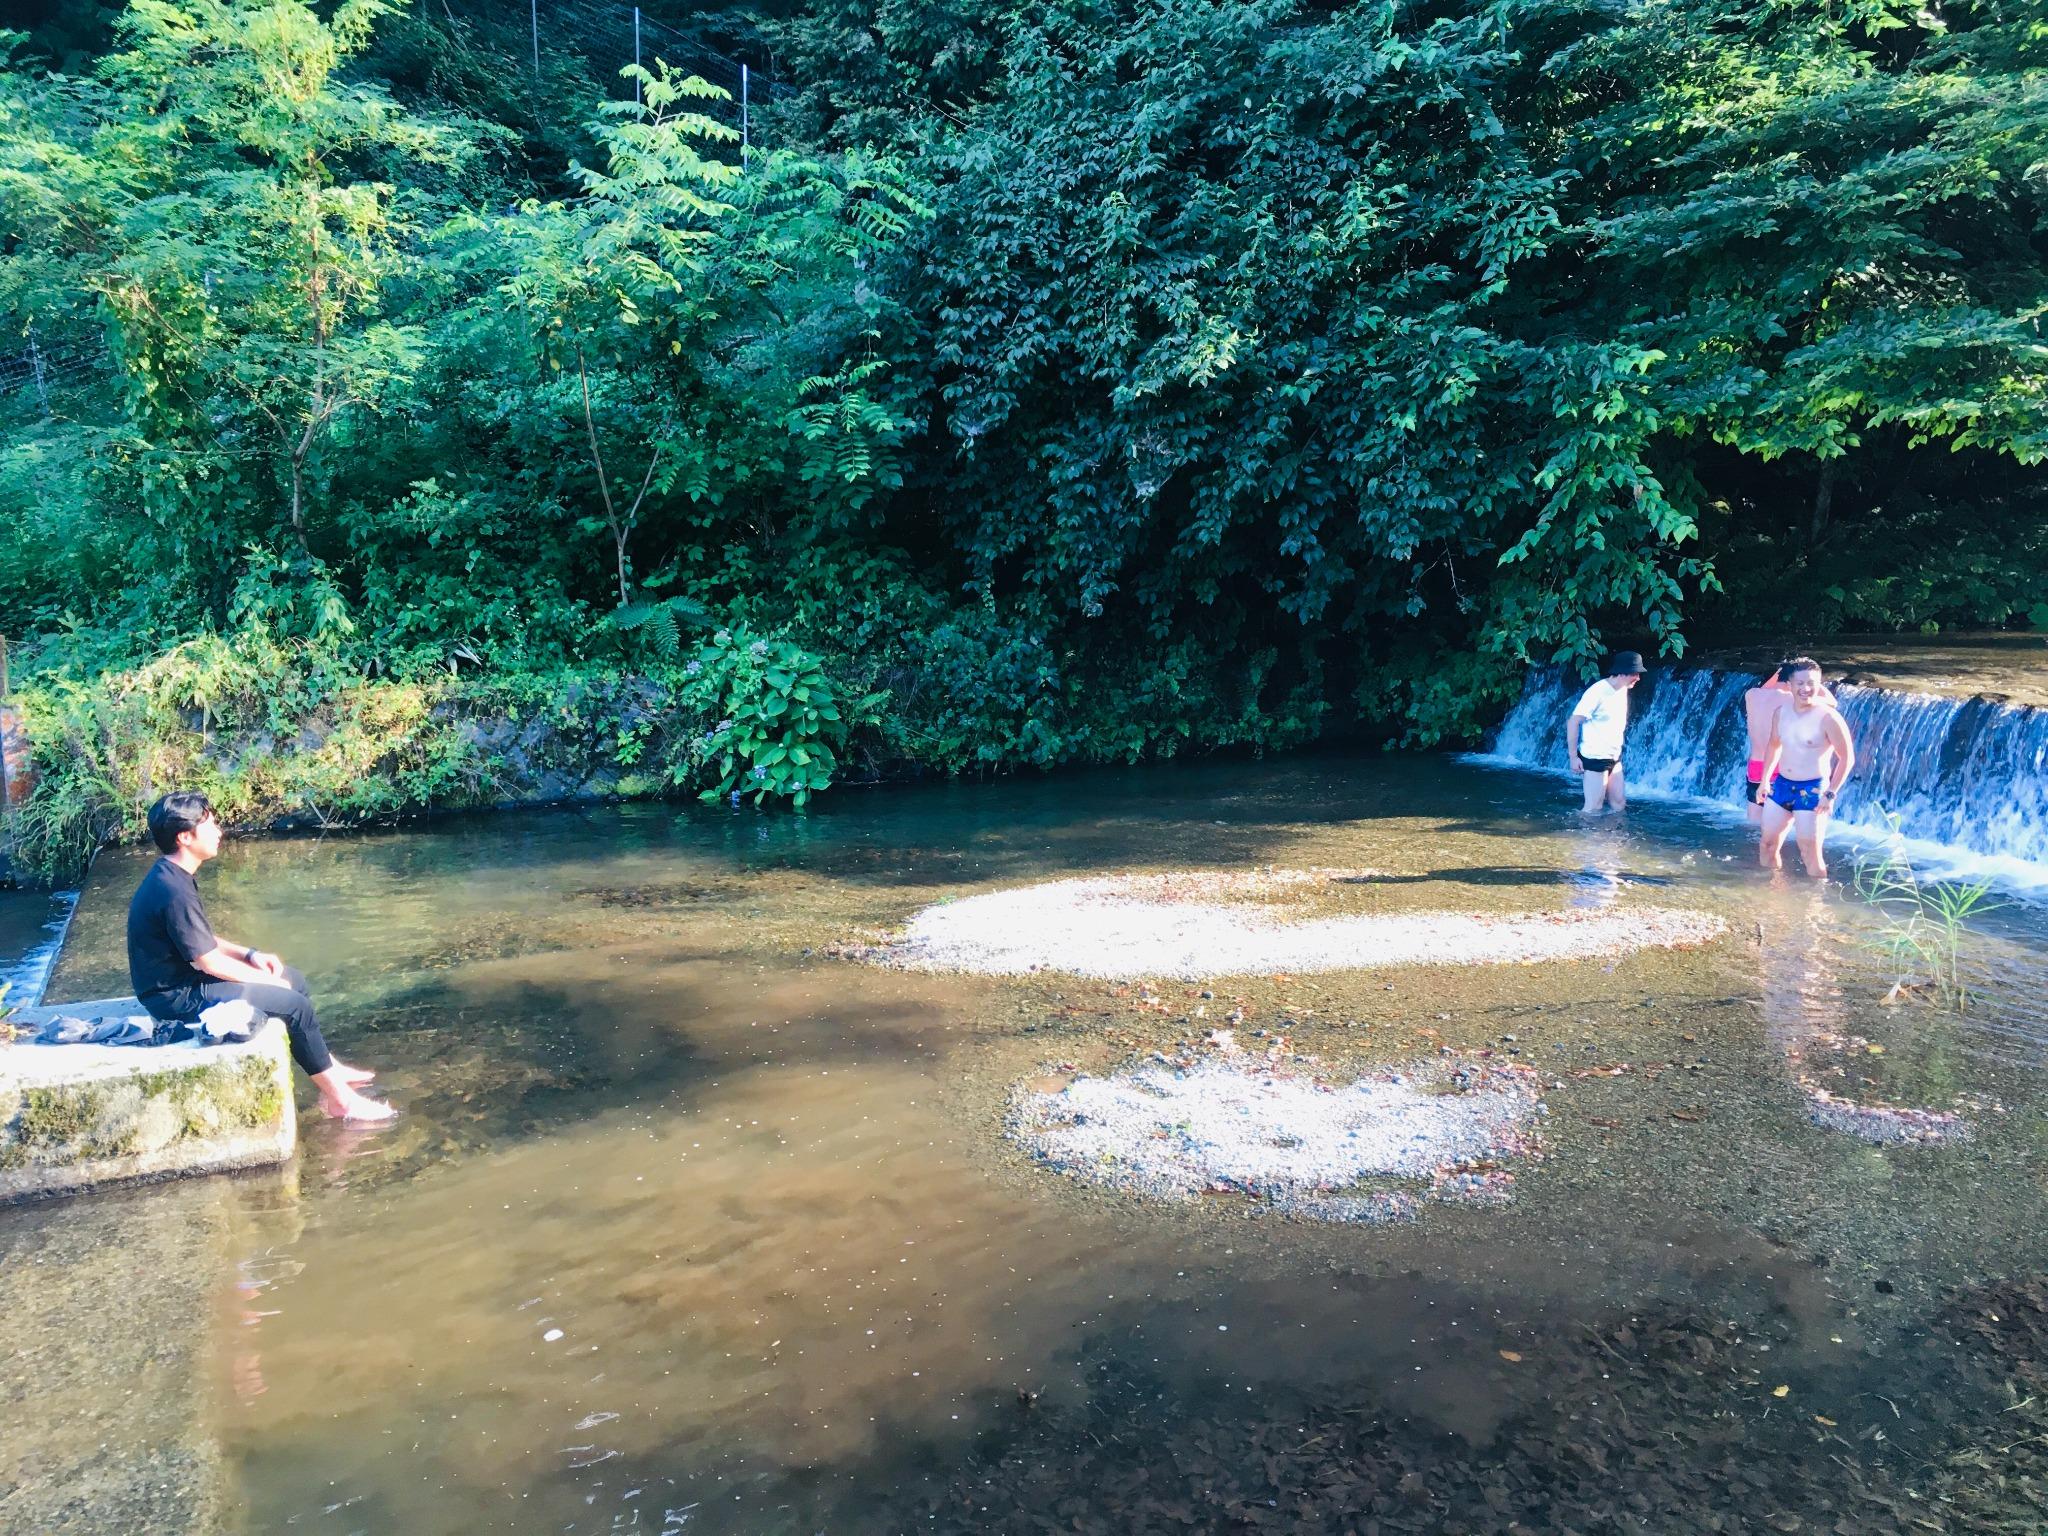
left=1853, top=810, right=2003, bottom=1012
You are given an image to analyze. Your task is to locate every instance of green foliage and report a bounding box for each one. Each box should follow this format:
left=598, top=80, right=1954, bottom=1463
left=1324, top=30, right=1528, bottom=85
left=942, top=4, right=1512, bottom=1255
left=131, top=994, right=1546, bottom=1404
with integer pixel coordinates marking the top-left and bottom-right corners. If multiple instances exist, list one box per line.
left=602, top=591, right=711, bottom=662
left=69, top=1, right=462, bottom=561
left=1, top=0, right=2044, bottom=873
left=681, top=626, right=869, bottom=807
left=787, top=356, right=905, bottom=507
left=9, top=625, right=473, bottom=879
left=8, top=630, right=767, bottom=880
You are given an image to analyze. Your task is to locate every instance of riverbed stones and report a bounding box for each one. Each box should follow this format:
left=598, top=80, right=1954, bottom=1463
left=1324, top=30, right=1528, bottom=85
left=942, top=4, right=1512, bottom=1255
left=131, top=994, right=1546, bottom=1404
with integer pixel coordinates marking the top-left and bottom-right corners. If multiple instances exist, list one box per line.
left=1010, top=1049, right=1543, bottom=1222
left=0, top=998, right=295, bottom=1202
left=863, top=869, right=1726, bottom=980
left=0, top=1168, right=294, bottom=1533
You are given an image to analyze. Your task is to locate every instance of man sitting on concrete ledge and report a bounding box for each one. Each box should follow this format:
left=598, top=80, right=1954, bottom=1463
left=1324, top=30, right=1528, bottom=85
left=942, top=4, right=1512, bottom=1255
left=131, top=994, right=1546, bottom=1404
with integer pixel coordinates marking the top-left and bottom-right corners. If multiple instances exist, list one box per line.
left=127, top=791, right=394, bottom=1123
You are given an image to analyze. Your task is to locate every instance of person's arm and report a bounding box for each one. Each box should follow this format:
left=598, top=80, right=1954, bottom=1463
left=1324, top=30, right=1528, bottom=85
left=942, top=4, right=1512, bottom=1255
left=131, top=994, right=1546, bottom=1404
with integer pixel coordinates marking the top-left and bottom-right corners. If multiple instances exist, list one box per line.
left=1820, top=710, right=1856, bottom=810
left=191, top=944, right=280, bottom=986
left=1566, top=712, right=1585, bottom=772
left=212, top=937, right=284, bottom=977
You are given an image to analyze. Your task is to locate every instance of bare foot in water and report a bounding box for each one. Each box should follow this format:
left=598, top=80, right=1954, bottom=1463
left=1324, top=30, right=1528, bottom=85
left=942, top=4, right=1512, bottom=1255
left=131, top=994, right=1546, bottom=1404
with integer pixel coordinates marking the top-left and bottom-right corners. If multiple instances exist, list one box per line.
left=330, top=1062, right=377, bottom=1085
left=318, top=1087, right=396, bottom=1122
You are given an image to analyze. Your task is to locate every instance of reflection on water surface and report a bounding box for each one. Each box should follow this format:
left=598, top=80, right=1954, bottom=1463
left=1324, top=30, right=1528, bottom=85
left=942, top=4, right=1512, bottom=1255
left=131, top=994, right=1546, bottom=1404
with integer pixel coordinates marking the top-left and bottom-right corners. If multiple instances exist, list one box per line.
left=7, top=756, right=2048, bottom=1533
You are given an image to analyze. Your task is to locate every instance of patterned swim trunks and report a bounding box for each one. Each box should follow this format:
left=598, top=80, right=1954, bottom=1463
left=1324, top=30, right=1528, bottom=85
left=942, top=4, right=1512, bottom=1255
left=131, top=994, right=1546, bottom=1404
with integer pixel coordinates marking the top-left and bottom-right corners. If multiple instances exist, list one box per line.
left=1768, top=776, right=1825, bottom=813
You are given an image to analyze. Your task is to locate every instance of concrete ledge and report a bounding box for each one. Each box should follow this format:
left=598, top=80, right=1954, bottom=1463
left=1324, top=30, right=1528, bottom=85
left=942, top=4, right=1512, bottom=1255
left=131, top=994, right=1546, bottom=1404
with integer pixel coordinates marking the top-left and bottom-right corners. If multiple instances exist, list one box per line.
left=0, top=997, right=295, bottom=1202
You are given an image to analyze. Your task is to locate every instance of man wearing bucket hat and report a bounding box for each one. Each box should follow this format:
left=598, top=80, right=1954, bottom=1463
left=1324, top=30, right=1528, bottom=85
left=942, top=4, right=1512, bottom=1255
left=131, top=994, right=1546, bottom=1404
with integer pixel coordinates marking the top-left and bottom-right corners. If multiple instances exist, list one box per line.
left=1565, top=652, right=1646, bottom=814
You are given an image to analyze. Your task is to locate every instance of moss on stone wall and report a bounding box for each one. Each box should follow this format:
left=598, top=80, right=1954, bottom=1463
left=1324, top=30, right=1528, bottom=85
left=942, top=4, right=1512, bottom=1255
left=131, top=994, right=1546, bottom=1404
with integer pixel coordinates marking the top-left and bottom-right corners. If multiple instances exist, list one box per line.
left=0, top=1054, right=287, bottom=1173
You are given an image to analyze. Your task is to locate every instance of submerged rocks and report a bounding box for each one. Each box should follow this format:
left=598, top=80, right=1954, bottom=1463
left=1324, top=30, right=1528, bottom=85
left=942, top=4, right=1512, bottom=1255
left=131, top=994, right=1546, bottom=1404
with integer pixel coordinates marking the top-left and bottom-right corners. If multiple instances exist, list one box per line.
left=1781, top=1028, right=1977, bottom=1146
left=1801, top=1087, right=1973, bottom=1146
left=1009, top=1049, right=1545, bottom=1224
left=861, top=868, right=1726, bottom=980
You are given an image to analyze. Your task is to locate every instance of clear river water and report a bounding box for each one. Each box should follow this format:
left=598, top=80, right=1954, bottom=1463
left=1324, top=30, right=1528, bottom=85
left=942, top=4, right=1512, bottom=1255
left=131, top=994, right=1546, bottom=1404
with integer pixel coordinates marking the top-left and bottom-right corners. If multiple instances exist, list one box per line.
left=5, top=749, right=2048, bottom=1534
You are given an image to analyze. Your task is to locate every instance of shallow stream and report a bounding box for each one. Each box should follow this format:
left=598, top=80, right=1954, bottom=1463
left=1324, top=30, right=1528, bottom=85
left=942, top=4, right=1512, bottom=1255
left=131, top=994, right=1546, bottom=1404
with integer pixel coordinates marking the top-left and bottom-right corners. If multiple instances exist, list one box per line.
left=6, top=755, right=2048, bottom=1533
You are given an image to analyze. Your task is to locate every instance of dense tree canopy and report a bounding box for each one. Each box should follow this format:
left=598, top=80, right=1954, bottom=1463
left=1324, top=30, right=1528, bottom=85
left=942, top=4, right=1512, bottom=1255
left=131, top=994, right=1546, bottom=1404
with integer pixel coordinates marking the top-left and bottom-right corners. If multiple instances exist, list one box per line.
left=0, top=0, right=2042, bottom=857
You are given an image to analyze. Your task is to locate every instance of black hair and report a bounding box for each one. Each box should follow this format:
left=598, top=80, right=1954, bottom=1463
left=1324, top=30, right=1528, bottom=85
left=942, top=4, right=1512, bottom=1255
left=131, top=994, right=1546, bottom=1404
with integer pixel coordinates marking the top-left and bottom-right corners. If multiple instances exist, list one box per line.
left=1783, top=656, right=1823, bottom=679
left=146, top=791, right=215, bottom=854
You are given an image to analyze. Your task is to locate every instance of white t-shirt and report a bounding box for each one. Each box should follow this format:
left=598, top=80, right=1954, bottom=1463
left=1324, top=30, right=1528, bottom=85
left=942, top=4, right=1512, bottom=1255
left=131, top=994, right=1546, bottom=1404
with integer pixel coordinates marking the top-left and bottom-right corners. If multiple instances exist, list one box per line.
left=1571, top=681, right=1628, bottom=759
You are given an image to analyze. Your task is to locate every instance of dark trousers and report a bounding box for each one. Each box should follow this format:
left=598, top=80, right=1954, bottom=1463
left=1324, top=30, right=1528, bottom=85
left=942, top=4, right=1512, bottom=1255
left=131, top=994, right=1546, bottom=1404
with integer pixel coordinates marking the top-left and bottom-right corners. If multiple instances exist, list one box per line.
left=142, top=964, right=335, bottom=1077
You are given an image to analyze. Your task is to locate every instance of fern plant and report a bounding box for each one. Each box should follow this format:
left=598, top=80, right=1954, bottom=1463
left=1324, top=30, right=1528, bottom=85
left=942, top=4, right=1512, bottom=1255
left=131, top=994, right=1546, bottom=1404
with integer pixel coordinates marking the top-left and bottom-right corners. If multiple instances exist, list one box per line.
left=787, top=351, right=906, bottom=510
left=602, top=592, right=710, bottom=661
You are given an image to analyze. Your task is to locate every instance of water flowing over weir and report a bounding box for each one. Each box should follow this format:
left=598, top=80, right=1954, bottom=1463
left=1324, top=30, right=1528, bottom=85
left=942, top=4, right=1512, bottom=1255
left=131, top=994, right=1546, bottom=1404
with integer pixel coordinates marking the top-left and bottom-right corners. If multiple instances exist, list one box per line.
left=0, top=889, right=76, bottom=1007
left=1483, top=665, right=2048, bottom=886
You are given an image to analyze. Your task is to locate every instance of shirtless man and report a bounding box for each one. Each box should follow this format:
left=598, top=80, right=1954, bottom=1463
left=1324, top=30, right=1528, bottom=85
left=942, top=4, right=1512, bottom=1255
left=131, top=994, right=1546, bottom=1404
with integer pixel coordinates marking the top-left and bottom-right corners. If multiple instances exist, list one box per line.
left=1742, top=662, right=1836, bottom=822
left=1757, top=659, right=1856, bottom=879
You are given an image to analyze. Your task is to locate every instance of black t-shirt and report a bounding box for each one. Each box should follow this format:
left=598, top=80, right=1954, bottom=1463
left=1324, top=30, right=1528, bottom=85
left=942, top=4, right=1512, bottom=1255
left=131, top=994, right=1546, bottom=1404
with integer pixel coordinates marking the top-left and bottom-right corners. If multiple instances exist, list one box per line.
left=127, top=858, right=219, bottom=999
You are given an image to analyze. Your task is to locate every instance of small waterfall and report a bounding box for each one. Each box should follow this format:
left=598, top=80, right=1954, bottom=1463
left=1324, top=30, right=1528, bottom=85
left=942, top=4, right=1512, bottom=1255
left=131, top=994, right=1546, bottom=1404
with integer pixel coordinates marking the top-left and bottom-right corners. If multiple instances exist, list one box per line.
left=1483, top=665, right=2048, bottom=885
left=0, top=888, right=78, bottom=1007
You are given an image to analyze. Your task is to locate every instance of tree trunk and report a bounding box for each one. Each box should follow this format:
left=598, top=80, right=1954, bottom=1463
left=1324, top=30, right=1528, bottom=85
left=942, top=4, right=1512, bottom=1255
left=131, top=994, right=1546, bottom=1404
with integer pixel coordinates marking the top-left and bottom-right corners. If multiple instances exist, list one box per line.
left=288, top=460, right=308, bottom=559
left=286, top=408, right=317, bottom=564
left=577, top=350, right=632, bottom=609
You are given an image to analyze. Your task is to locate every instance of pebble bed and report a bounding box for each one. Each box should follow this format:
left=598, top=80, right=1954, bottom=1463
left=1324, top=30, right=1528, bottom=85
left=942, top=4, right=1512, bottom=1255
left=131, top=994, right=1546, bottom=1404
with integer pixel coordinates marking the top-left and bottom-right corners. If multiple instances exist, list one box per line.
left=1009, top=1045, right=1545, bottom=1224
left=866, top=870, right=1726, bottom=980
left=1801, top=1086, right=1973, bottom=1145
left=1781, top=1029, right=1976, bottom=1146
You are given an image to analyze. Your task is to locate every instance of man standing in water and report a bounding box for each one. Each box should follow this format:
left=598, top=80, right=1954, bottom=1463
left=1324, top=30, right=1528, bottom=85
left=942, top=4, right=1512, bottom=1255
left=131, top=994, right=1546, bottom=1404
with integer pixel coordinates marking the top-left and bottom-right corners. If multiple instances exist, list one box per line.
left=1758, top=659, right=1856, bottom=879
left=1742, top=662, right=1836, bottom=821
left=1565, top=651, right=1646, bottom=813
left=127, top=791, right=394, bottom=1121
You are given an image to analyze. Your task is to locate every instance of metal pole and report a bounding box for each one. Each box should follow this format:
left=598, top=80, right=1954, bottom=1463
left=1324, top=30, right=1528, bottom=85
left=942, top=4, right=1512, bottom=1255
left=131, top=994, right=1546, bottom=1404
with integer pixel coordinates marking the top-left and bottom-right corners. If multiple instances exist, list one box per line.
left=741, top=63, right=750, bottom=164
left=530, top=0, right=540, bottom=78
left=25, top=326, right=48, bottom=420
left=633, top=7, right=641, bottom=100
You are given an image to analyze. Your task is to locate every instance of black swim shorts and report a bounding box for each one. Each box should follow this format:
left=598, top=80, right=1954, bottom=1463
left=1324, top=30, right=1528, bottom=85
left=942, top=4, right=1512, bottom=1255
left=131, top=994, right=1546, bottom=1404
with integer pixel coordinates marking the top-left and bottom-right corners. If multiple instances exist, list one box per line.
left=1579, top=756, right=1618, bottom=774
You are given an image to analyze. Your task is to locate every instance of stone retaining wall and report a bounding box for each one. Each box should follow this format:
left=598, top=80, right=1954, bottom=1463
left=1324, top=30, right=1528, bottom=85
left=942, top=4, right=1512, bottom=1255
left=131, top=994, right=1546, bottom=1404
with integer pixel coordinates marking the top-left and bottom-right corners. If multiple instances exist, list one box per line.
left=0, top=999, right=296, bottom=1202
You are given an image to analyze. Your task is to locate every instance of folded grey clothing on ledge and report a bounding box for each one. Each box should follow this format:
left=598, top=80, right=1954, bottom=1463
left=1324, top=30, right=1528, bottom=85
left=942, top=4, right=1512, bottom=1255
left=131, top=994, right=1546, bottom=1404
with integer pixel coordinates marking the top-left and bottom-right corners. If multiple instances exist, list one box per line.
left=33, top=1013, right=156, bottom=1046
left=31, top=1001, right=272, bottom=1047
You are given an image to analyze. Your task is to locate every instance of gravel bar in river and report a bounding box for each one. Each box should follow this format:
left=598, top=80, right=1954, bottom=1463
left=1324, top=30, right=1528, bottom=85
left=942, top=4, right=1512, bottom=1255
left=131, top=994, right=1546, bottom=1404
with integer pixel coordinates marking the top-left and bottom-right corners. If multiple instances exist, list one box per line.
left=866, top=870, right=1726, bottom=979
left=1010, top=1049, right=1545, bottom=1224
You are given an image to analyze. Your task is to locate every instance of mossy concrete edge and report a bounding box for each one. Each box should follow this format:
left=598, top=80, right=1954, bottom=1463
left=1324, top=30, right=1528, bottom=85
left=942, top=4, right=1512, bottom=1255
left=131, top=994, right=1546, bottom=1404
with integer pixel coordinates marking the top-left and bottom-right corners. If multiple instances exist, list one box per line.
left=0, top=999, right=296, bottom=1202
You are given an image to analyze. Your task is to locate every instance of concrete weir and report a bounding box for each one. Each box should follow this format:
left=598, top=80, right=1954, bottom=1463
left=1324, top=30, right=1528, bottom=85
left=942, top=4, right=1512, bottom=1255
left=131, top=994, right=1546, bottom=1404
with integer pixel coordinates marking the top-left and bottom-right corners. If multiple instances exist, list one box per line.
left=1, top=998, right=296, bottom=1202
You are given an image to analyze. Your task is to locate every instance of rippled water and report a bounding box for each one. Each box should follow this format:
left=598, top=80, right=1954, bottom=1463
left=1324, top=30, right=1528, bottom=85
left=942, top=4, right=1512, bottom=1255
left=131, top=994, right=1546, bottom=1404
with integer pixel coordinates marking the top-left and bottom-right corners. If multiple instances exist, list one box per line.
left=5, top=756, right=2048, bottom=1534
